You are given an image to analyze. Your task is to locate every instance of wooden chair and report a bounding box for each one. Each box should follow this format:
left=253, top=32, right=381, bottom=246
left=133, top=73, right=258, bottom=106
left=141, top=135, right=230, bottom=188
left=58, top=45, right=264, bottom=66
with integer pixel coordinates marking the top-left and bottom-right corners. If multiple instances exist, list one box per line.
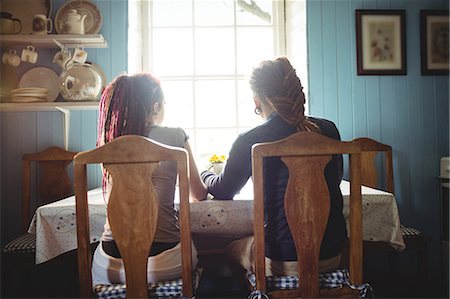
left=250, top=131, right=365, bottom=298
left=2, top=146, right=77, bottom=298
left=74, top=135, right=198, bottom=299
left=354, top=137, right=432, bottom=287
left=3, top=146, right=77, bottom=254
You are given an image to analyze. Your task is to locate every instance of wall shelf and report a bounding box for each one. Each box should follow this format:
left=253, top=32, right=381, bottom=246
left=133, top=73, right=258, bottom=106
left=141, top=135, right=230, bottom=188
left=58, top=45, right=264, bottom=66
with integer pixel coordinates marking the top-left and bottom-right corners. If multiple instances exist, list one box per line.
left=0, top=101, right=99, bottom=112
left=0, top=34, right=108, bottom=48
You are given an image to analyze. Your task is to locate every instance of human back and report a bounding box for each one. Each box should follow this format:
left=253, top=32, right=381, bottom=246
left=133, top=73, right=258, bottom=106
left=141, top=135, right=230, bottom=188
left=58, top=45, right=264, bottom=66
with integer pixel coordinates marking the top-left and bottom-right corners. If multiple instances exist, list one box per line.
left=201, top=57, right=346, bottom=276
left=93, top=73, right=206, bottom=284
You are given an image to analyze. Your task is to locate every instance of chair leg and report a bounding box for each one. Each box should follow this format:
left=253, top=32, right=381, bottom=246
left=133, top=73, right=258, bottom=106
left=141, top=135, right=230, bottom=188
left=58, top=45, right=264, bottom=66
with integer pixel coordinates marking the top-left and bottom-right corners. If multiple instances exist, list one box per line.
left=387, top=251, right=398, bottom=275
left=417, top=242, right=429, bottom=296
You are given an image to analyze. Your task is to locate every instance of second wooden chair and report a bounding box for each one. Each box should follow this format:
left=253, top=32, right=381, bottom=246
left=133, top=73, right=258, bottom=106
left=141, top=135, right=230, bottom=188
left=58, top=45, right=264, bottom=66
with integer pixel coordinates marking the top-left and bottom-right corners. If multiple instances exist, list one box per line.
left=3, top=146, right=77, bottom=254
left=354, top=137, right=432, bottom=291
left=249, top=131, right=368, bottom=298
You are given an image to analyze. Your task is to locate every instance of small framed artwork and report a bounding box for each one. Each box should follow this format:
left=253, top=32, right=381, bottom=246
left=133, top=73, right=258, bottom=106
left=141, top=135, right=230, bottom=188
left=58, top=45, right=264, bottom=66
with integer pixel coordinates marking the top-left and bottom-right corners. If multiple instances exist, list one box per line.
left=420, top=10, right=449, bottom=75
left=356, top=10, right=406, bottom=75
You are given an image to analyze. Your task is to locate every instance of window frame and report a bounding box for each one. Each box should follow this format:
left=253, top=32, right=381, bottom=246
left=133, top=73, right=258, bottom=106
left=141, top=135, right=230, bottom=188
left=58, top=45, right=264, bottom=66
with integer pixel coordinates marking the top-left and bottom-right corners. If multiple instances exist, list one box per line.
left=127, top=0, right=309, bottom=163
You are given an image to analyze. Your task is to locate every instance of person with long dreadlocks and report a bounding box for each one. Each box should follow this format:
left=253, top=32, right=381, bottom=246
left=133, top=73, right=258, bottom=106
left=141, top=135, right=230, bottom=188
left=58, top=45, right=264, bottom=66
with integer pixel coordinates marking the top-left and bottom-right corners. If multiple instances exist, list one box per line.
left=92, top=73, right=207, bottom=285
left=201, top=57, right=347, bottom=279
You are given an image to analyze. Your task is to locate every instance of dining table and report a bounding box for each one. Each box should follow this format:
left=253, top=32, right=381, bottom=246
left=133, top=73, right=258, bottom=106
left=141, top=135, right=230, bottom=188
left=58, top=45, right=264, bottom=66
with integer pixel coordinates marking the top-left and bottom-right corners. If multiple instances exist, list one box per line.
left=28, top=180, right=405, bottom=264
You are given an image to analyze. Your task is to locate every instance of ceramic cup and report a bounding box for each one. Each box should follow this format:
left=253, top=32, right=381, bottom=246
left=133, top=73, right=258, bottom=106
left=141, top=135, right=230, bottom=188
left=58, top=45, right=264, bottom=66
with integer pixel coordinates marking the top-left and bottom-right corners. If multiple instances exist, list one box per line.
left=0, top=12, right=22, bottom=35
left=32, top=14, right=52, bottom=35
left=21, top=45, right=38, bottom=64
left=2, top=50, right=21, bottom=67
left=71, top=45, right=88, bottom=64
left=53, top=48, right=72, bottom=69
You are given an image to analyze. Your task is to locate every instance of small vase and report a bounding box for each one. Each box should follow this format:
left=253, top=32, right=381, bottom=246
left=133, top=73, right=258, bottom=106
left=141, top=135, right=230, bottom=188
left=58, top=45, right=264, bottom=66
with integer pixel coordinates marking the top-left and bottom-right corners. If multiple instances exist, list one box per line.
left=209, top=162, right=224, bottom=174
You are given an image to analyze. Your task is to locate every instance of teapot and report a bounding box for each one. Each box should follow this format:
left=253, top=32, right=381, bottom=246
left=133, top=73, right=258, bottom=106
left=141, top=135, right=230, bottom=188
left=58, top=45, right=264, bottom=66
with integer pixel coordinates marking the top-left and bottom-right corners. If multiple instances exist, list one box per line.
left=59, top=9, right=86, bottom=34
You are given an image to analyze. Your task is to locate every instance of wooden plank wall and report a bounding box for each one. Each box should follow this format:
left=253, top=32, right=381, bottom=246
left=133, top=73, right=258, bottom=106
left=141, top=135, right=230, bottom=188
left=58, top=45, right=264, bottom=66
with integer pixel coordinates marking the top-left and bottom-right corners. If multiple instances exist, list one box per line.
left=307, top=0, right=449, bottom=277
left=0, top=0, right=128, bottom=245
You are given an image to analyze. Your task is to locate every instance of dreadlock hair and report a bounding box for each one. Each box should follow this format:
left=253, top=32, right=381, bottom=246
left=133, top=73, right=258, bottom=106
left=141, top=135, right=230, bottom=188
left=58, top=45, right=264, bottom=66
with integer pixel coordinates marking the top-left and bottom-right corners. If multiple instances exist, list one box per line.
left=97, top=73, right=164, bottom=147
left=97, top=73, right=164, bottom=192
left=249, top=57, right=320, bottom=133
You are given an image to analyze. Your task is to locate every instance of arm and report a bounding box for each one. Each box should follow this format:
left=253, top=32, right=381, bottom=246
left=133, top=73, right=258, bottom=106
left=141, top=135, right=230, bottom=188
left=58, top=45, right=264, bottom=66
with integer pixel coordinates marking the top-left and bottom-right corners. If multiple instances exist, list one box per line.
left=201, top=135, right=252, bottom=199
left=184, top=141, right=208, bottom=201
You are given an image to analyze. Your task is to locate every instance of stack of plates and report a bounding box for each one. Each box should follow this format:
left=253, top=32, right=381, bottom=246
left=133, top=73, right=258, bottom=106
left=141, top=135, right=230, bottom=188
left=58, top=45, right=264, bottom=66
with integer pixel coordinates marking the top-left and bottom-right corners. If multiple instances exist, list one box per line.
left=9, top=87, right=49, bottom=103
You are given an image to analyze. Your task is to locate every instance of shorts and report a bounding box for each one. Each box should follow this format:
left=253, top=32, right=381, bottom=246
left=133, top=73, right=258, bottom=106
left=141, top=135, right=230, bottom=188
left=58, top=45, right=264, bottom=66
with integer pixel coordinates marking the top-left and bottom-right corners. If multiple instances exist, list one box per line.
left=92, top=240, right=198, bottom=285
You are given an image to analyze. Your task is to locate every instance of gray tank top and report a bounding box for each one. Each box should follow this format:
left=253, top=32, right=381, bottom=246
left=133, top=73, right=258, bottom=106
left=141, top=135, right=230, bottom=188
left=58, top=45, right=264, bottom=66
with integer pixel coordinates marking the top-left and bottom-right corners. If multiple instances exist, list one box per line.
left=101, top=126, right=188, bottom=243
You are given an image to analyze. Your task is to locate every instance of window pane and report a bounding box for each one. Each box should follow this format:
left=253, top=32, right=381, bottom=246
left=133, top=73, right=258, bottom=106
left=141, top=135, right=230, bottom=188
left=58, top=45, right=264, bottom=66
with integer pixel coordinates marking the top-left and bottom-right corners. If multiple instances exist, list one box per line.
left=196, top=128, right=237, bottom=168
left=236, top=0, right=272, bottom=25
left=194, top=0, right=234, bottom=26
left=195, top=28, right=235, bottom=74
left=152, top=0, right=192, bottom=27
left=162, top=80, right=194, bottom=128
left=195, top=80, right=236, bottom=127
left=237, top=80, right=262, bottom=127
left=236, top=27, right=273, bottom=74
left=152, top=29, right=194, bottom=76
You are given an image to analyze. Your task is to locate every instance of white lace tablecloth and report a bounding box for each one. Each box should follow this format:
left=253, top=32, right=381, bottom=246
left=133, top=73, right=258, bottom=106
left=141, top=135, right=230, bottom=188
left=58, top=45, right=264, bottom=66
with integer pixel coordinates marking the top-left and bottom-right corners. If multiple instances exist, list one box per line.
left=28, top=181, right=405, bottom=264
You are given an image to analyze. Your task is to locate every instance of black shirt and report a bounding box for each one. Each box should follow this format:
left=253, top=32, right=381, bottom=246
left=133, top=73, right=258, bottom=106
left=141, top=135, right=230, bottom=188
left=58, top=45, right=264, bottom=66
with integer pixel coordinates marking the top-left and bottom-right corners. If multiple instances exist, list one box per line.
left=201, top=113, right=347, bottom=260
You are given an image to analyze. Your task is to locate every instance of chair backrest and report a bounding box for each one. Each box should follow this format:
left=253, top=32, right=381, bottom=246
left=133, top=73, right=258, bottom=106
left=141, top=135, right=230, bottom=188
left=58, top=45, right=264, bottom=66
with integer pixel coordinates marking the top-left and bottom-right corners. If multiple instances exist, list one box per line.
left=353, top=137, right=394, bottom=193
left=251, top=131, right=363, bottom=298
left=22, top=146, right=77, bottom=231
left=74, top=135, right=193, bottom=299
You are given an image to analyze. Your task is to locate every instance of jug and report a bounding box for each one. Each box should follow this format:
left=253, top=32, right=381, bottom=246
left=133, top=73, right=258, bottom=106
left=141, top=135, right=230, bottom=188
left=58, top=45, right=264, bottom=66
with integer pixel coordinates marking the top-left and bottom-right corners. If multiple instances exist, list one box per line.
left=60, top=63, right=102, bottom=101
left=0, top=12, right=22, bottom=34
left=59, top=9, right=86, bottom=34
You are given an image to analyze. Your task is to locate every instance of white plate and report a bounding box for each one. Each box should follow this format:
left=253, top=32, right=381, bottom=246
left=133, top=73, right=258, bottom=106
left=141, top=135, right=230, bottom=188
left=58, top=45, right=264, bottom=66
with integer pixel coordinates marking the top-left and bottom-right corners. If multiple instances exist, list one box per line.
left=10, top=87, right=49, bottom=94
left=55, top=0, right=102, bottom=34
left=10, top=97, right=47, bottom=103
left=1, top=0, right=51, bottom=35
left=10, top=92, right=49, bottom=98
left=19, top=67, right=60, bottom=102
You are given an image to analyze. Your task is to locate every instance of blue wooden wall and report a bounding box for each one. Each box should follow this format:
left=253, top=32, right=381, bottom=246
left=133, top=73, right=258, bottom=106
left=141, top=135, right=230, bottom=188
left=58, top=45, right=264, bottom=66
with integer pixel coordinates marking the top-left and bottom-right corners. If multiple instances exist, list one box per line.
left=0, top=0, right=128, bottom=245
left=307, top=0, right=449, bottom=277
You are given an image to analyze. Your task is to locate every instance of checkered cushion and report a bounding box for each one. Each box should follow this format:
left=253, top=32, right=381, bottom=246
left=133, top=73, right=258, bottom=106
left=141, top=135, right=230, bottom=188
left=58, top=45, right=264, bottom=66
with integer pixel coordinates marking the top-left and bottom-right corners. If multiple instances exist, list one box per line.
left=3, top=233, right=36, bottom=254
left=246, top=269, right=373, bottom=298
left=401, top=225, right=422, bottom=238
left=94, top=268, right=202, bottom=299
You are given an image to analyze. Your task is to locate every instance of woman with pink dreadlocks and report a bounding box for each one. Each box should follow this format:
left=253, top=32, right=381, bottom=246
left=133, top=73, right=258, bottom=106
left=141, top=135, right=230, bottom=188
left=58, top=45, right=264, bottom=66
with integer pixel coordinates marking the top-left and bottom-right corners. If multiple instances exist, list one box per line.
left=92, top=73, right=207, bottom=285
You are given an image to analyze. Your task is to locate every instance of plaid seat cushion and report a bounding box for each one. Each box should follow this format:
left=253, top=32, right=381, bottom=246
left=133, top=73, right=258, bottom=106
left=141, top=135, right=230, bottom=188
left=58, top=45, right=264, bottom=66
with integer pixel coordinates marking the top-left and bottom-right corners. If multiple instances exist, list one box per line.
left=3, top=233, right=36, bottom=254
left=246, top=269, right=372, bottom=298
left=401, top=225, right=422, bottom=238
left=94, top=268, right=202, bottom=299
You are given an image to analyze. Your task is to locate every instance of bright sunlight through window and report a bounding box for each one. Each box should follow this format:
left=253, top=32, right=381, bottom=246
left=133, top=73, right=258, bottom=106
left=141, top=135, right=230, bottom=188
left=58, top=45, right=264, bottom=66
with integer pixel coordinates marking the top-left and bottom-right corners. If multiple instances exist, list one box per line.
left=128, top=0, right=306, bottom=168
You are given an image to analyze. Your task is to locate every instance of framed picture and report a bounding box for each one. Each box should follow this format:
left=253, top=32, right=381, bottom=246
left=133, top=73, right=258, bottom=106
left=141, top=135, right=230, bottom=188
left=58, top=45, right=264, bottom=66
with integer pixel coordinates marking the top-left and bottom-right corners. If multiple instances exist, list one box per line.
left=356, top=10, right=406, bottom=75
left=420, top=10, right=449, bottom=75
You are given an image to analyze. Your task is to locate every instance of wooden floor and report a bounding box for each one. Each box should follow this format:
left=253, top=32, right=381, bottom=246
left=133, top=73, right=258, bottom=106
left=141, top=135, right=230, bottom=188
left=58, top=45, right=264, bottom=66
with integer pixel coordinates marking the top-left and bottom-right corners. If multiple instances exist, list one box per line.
left=1, top=248, right=448, bottom=298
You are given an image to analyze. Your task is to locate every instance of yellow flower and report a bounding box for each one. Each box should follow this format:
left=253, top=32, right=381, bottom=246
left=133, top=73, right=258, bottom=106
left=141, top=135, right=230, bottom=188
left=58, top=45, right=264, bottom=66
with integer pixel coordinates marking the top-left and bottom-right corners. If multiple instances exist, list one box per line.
left=209, top=154, right=226, bottom=164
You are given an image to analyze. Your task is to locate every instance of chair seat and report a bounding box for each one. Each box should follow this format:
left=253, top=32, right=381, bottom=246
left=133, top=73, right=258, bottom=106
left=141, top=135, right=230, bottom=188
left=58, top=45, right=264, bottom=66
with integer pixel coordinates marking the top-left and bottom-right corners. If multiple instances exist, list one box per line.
left=94, top=268, right=203, bottom=299
left=401, top=225, right=424, bottom=238
left=3, top=233, right=36, bottom=254
left=246, top=269, right=372, bottom=298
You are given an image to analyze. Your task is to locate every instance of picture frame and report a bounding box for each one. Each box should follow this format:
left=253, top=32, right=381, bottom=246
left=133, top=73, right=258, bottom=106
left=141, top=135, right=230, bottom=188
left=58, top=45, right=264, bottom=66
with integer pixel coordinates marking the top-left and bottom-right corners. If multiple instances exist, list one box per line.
left=356, top=10, right=406, bottom=75
left=420, top=10, right=449, bottom=76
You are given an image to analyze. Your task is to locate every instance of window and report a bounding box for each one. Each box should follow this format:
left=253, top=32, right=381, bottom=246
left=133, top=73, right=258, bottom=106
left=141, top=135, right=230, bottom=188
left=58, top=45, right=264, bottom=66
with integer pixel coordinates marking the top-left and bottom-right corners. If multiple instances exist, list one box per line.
left=128, top=0, right=306, bottom=166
